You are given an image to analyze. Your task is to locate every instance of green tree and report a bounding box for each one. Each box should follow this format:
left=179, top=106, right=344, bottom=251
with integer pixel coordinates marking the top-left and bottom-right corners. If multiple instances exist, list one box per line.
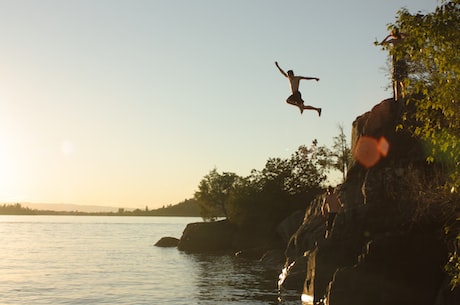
left=258, top=157, right=292, bottom=195
left=194, top=168, right=239, bottom=221
left=385, top=0, right=460, bottom=186
left=226, top=143, right=328, bottom=228
left=226, top=175, right=263, bottom=227
left=330, top=125, right=351, bottom=182
left=195, top=143, right=330, bottom=228
left=247, top=141, right=328, bottom=198
left=286, top=141, right=329, bottom=194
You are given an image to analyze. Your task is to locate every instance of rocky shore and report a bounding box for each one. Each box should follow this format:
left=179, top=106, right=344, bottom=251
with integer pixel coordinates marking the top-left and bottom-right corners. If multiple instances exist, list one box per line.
left=160, top=97, right=459, bottom=304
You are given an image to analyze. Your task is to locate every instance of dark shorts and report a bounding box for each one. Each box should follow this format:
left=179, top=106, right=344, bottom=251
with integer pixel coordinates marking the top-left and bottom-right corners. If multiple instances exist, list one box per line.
left=393, top=59, right=408, bottom=81
left=287, top=91, right=303, bottom=104
left=326, top=212, right=337, bottom=231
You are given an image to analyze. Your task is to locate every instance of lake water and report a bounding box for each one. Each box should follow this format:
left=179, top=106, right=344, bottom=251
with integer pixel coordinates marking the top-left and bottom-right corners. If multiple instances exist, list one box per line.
left=0, top=216, right=301, bottom=304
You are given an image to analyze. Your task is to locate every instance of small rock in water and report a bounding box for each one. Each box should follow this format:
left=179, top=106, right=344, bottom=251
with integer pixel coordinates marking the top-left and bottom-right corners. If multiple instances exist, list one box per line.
left=154, top=236, right=179, bottom=247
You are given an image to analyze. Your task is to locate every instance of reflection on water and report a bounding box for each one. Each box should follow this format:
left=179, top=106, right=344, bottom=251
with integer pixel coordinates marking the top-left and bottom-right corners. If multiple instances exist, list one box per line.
left=188, top=253, right=301, bottom=305
left=0, top=216, right=303, bottom=305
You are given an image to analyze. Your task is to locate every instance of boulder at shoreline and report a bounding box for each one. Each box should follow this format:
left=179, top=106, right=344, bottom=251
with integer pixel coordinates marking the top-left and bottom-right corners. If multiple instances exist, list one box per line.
left=177, top=219, right=236, bottom=252
left=154, top=236, right=180, bottom=247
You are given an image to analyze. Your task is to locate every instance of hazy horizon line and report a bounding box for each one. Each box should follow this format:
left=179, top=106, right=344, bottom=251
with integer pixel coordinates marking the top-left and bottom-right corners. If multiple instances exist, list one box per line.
left=1, top=202, right=131, bottom=213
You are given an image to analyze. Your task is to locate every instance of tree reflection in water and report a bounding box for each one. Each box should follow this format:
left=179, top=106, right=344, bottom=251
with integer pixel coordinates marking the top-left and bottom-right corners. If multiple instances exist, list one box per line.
left=188, top=253, right=301, bottom=305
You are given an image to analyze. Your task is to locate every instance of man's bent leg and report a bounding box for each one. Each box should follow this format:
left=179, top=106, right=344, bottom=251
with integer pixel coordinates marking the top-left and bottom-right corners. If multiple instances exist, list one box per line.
left=302, top=105, right=322, bottom=116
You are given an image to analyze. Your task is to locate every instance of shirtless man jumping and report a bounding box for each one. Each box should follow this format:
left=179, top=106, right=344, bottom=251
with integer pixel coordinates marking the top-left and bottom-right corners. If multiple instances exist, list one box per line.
left=275, top=61, right=321, bottom=116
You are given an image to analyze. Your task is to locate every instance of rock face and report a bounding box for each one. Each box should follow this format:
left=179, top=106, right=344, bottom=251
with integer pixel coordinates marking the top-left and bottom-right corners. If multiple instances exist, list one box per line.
left=177, top=220, right=236, bottom=252
left=177, top=219, right=283, bottom=254
left=281, top=98, right=458, bottom=304
left=326, top=232, right=447, bottom=305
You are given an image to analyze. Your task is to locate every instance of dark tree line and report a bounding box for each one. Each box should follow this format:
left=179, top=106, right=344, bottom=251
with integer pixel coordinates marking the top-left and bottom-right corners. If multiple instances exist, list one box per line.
left=0, top=200, right=201, bottom=217
left=195, top=130, right=351, bottom=233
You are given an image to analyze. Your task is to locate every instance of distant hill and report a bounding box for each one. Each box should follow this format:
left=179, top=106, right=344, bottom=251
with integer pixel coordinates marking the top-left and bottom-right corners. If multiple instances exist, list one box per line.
left=0, top=199, right=201, bottom=217
left=23, top=203, right=120, bottom=213
left=148, top=199, right=201, bottom=216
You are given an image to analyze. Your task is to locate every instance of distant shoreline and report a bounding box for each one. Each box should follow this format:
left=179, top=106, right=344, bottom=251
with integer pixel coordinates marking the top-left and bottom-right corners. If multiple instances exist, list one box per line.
left=0, top=200, right=201, bottom=217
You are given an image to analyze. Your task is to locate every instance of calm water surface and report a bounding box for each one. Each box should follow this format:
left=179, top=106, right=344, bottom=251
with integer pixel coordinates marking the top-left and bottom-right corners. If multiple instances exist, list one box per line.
left=0, top=216, right=300, bottom=304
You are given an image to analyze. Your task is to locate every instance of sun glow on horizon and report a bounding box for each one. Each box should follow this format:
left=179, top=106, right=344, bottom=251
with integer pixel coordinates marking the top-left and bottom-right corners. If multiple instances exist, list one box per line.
left=61, top=140, right=76, bottom=156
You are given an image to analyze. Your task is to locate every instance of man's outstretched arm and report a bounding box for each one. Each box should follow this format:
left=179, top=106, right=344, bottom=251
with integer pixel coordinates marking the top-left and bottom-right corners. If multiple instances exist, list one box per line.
left=275, top=61, right=287, bottom=77
left=300, top=76, right=320, bottom=81
left=380, top=34, right=394, bottom=45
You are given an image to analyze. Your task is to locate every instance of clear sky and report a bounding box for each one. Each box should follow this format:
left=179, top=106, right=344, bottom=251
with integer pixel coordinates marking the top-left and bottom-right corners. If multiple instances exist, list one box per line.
left=0, top=0, right=439, bottom=209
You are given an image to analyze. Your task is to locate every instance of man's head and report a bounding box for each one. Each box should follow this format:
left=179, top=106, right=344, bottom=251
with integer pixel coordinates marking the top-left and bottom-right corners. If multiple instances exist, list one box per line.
left=391, top=27, right=401, bottom=38
left=287, top=70, right=294, bottom=77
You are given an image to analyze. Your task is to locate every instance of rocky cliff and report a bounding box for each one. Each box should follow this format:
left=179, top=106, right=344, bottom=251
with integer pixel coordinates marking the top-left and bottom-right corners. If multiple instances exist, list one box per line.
left=175, top=97, right=459, bottom=304
left=281, top=97, right=459, bottom=305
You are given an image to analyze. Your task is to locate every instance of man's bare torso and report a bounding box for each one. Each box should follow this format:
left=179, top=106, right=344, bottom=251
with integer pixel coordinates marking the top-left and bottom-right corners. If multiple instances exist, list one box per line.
left=288, top=75, right=301, bottom=93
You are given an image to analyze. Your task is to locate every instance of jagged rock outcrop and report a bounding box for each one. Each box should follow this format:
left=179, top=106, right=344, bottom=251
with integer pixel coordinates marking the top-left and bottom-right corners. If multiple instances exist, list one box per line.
left=280, top=97, right=459, bottom=304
